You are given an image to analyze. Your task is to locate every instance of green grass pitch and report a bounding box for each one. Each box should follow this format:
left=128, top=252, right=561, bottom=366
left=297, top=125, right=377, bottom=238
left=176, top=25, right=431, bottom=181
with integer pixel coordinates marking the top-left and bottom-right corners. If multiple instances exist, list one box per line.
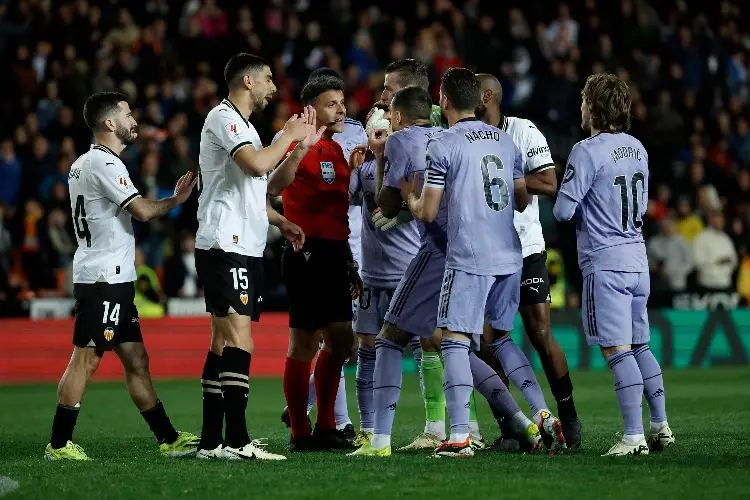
left=2, top=367, right=750, bottom=499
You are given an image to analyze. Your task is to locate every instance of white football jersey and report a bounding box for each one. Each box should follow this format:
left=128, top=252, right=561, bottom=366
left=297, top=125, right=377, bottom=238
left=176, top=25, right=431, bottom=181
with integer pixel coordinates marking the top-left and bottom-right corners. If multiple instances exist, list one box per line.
left=501, top=116, right=555, bottom=258
left=68, top=144, right=141, bottom=284
left=196, top=99, right=268, bottom=257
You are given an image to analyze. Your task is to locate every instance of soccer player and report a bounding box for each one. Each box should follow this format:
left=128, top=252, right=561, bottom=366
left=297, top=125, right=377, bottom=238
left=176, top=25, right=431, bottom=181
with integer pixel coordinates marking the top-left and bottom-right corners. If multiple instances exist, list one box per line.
left=553, top=73, right=673, bottom=456
left=348, top=102, right=420, bottom=447
left=376, top=59, right=487, bottom=450
left=350, top=85, right=541, bottom=457
left=403, top=68, right=542, bottom=458
left=476, top=73, right=580, bottom=449
left=194, top=53, right=310, bottom=461
left=269, top=76, right=364, bottom=451
left=45, top=92, right=199, bottom=460
left=274, top=68, right=367, bottom=439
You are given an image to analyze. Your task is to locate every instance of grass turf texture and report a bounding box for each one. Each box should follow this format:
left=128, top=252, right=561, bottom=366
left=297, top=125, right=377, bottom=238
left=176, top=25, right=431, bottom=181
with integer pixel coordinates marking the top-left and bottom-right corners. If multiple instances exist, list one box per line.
left=2, top=367, right=750, bottom=499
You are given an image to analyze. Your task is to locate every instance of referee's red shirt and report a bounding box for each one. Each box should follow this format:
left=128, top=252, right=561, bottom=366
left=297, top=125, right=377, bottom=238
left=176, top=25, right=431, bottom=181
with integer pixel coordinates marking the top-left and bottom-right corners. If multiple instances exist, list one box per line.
left=282, top=138, right=350, bottom=241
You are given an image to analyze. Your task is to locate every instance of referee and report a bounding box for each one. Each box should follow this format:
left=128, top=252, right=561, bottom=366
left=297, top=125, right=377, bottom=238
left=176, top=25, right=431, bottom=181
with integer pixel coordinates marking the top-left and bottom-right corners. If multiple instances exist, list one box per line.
left=268, top=76, right=363, bottom=451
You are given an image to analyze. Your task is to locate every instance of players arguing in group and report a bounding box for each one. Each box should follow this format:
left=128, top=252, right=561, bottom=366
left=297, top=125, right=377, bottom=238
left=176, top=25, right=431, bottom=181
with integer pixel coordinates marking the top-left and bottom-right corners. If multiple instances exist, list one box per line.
left=46, top=92, right=200, bottom=461
left=553, top=73, right=674, bottom=456
left=47, top=47, right=676, bottom=460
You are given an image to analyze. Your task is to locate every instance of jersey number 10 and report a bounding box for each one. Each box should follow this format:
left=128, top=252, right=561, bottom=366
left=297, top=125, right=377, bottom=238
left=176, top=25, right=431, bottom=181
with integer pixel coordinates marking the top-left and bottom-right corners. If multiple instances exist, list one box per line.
left=74, top=195, right=92, bottom=247
left=613, top=172, right=645, bottom=232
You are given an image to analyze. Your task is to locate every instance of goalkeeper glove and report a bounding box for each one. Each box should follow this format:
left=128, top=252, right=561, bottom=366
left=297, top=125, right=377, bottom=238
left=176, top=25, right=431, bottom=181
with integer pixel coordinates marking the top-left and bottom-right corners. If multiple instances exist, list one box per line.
left=373, top=207, right=414, bottom=231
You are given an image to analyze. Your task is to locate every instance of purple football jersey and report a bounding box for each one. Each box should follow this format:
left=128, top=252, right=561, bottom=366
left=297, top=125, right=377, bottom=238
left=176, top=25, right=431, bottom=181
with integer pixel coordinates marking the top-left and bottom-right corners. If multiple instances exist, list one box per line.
left=351, top=154, right=420, bottom=288
left=424, top=118, right=524, bottom=276
left=557, top=132, right=649, bottom=276
left=381, top=125, right=447, bottom=252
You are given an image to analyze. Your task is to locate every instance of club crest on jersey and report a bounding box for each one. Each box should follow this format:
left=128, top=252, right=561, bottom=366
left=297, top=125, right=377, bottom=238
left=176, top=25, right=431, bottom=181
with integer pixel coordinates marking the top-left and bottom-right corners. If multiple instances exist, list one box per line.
left=103, top=327, right=115, bottom=342
left=239, top=291, right=249, bottom=305
left=320, top=161, right=335, bottom=184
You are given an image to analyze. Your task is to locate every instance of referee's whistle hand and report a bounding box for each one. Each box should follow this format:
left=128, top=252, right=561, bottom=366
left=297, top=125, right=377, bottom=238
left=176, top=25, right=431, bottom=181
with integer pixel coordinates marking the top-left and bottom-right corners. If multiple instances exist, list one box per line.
left=279, top=220, right=305, bottom=251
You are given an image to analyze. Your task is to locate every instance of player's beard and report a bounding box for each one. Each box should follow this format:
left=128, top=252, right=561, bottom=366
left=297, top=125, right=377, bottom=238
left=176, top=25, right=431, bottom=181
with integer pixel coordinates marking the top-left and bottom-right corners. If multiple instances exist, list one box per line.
left=475, top=102, right=488, bottom=121
left=251, top=90, right=268, bottom=113
left=115, top=122, right=137, bottom=145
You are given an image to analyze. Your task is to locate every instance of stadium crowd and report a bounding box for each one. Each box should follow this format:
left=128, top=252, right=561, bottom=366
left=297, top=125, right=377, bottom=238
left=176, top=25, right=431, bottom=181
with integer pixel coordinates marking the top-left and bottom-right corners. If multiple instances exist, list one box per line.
left=1, top=0, right=749, bottom=316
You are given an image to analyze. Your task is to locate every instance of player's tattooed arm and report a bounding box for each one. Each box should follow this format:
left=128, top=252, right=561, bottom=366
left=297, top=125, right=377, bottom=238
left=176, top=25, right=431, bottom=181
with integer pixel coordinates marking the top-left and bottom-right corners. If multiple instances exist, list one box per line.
left=525, top=167, right=558, bottom=197
left=126, top=172, right=196, bottom=222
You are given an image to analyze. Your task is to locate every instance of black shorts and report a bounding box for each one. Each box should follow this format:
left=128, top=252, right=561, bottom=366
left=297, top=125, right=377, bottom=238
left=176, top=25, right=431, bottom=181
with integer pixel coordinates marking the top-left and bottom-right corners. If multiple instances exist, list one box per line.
left=73, top=282, right=143, bottom=350
left=282, top=238, right=353, bottom=331
left=520, top=251, right=551, bottom=307
left=195, top=248, right=264, bottom=320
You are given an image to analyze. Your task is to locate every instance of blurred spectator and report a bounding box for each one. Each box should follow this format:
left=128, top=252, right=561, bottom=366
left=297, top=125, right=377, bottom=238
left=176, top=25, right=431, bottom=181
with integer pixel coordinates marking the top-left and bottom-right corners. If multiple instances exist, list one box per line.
left=693, top=212, right=738, bottom=291
left=675, top=197, right=704, bottom=243
left=647, top=214, right=693, bottom=292
left=0, top=140, right=22, bottom=207
left=42, top=208, right=75, bottom=269
left=164, top=232, right=200, bottom=298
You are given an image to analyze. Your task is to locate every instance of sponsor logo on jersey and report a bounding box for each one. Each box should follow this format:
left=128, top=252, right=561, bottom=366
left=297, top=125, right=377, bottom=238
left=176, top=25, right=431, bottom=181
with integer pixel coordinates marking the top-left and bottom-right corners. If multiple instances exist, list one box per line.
left=522, top=277, right=545, bottom=286
left=225, top=121, right=242, bottom=139
left=562, top=164, right=575, bottom=184
left=239, top=291, right=249, bottom=305
left=320, top=161, right=335, bottom=184
left=103, top=327, right=115, bottom=342
left=527, top=145, right=550, bottom=158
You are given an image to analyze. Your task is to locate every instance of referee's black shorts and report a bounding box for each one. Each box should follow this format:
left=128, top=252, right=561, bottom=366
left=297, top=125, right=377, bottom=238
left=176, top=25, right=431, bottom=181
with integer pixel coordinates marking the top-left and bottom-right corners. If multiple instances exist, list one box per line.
left=282, top=237, right=353, bottom=331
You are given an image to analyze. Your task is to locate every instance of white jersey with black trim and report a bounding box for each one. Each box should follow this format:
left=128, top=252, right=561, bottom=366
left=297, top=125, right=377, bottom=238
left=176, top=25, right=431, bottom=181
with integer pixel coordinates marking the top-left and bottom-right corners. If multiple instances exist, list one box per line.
left=196, top=99, right=268, bottom=257
left=501, top=116, right=555, bottom=258
left=68, top=144, right=141, bottom=284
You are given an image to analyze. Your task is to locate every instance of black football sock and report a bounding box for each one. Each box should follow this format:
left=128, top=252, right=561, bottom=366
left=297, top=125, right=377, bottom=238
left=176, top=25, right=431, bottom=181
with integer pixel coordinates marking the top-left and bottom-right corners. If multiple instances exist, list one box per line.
left=199, top=350, right=224, bottom=450
left=50, top=403, right=80, bottom=449
left=141, top=399, right=179, bottom=444
left=550, top=372, right=577, bottom=421
left=220, top=347, right=251, bottom=448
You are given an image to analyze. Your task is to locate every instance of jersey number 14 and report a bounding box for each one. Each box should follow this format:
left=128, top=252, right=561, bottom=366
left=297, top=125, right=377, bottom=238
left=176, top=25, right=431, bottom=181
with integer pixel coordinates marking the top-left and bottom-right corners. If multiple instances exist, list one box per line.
left=74, top=195, right=92, bottom=247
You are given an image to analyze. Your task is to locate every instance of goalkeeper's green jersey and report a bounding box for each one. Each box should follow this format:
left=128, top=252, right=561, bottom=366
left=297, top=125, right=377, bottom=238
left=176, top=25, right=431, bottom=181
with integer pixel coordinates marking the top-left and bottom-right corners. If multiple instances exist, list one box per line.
left=430, top=105, right=447, bottom=128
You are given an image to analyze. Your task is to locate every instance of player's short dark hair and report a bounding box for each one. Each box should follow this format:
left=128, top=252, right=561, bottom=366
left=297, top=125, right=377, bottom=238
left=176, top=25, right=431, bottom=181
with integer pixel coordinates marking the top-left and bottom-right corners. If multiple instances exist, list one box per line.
left=385, top=59, right=429, bottom=91
left=300, top=76, right=345, bottom=106
left=391, top=86, right=432, bottom=121
left=440, top=68, right=481, bottom=112
left=224, top=53, right=270, bottom=89
left=83, top=92, right=129, bottom=132
left=309, top=67, right=342, bottom=80
left=582, top=73, right=632, bottom=132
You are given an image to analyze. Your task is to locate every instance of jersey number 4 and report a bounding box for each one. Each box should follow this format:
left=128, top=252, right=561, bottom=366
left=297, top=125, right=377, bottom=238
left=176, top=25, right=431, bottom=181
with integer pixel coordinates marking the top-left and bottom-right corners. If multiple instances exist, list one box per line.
left=74, top=195, right=92, bottom=247
left=614, top=172, right=645, bottom=232
left=481, top=154, right=510, bottom=212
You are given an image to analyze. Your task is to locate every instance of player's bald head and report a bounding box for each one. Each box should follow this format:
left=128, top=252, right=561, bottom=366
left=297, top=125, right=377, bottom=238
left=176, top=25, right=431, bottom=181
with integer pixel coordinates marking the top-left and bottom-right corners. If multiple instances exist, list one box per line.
left=476, top=73, right=502, bottom=104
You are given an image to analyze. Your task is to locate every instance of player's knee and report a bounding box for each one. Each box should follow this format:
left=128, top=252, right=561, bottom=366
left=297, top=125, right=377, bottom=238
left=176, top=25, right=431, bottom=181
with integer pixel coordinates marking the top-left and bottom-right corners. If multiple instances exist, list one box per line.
left=377, top=322, right=410, bottom=347
left=68, top=348, right=102, bottom=379
left=125, top=349, right=151, bottom=377
left=357, top=333, right=376, bottom=348
left=288, top=328, right=319, bottom=360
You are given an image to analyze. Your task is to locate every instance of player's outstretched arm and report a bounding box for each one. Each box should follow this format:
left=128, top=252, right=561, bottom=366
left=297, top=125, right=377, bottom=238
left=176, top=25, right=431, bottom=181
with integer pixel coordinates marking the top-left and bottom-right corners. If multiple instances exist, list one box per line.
left=525, top=168, right=558, bottom=197
left=267, top=108, right=325, bottom=196
left=514, top=178, right=529, bottom=212
left=126, top=172, right=197, bottom=222
left=235, top=109, right=313, bottom=177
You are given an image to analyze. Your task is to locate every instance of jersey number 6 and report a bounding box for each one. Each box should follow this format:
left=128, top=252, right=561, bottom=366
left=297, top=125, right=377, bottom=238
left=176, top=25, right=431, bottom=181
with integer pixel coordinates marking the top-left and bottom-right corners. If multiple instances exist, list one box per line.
left=481, top=154, right=510, bottom=212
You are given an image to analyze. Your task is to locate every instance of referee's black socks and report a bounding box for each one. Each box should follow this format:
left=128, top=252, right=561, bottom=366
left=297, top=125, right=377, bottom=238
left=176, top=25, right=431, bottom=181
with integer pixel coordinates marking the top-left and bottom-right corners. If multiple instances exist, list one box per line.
left=141, top=399, right=179, bottom=444
left=220, top=346, right=251, bottom=448
left=199, top=350, right=224, bottom=450
left=50, top=403, right=80, bottom=449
